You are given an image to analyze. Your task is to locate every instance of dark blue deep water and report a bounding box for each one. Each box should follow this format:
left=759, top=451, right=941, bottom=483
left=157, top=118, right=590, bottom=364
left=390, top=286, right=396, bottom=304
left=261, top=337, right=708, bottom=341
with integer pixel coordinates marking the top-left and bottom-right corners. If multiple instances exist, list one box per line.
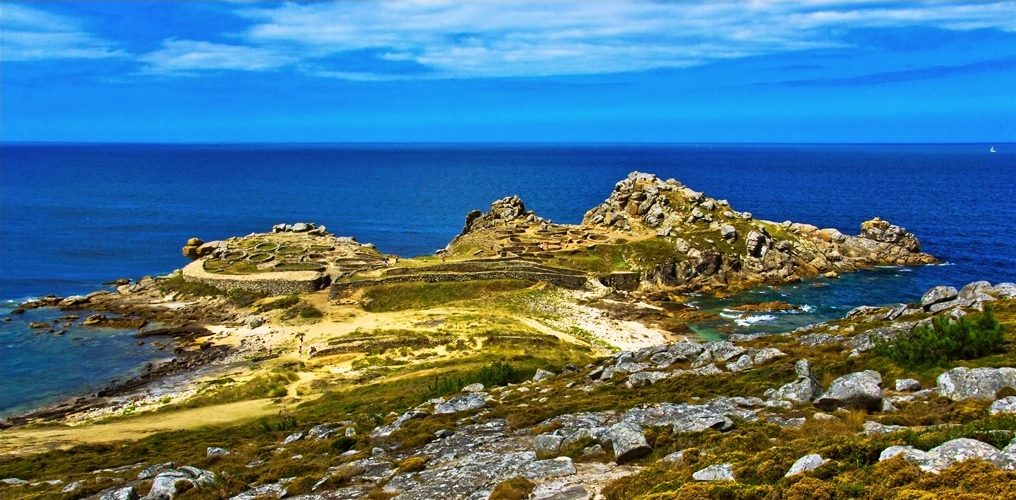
left=1, top=143, right=1014, bottom=414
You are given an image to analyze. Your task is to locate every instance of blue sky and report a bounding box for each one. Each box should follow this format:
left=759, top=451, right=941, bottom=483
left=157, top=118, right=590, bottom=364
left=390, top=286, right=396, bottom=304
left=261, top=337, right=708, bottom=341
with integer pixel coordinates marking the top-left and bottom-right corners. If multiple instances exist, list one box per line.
left=1, top=1, right=1014, bottom=143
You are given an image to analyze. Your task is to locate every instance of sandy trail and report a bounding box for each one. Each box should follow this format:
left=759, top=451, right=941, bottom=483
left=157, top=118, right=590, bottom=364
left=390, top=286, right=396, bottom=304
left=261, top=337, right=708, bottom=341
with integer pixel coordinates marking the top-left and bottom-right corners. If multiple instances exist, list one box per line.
left=0, top=399, right=275, bottom=456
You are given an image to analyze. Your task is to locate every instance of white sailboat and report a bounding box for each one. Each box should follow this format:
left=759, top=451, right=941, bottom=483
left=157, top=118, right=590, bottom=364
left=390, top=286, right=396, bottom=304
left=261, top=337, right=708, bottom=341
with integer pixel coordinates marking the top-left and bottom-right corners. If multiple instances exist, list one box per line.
left=990, top=146, right=997, bottom=153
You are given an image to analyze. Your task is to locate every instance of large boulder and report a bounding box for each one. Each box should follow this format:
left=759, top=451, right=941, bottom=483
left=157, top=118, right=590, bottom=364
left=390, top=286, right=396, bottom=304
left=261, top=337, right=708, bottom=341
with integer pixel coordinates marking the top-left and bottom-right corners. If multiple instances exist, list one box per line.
left=921, top=286, right=958, bottom=310
left=814, top=370, right=883, bottom=411
left=765, top=359, right=823, bottom=405
left=990, top=396, right=1016, bottom=415
left=879, top=438, right=1009, bottom=473
left=936, top=367, right=1016, bottom=401
left=146, top=467, right=215, bottom=499
left=606, top=422, right=651, bottom=464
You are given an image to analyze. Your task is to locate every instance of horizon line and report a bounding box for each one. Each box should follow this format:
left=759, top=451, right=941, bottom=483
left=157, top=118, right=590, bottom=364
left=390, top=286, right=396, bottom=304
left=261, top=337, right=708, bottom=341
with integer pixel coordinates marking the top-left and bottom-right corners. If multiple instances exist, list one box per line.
left=2, top=140, right=1014, bottom=147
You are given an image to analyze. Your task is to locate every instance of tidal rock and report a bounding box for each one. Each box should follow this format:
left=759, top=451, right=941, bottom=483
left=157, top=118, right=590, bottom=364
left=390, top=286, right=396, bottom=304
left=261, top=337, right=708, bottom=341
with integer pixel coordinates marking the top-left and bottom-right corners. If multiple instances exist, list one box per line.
left=434, top=393, right=488, bottom=414
left=990, top=396, right=1016, bottom=415
left=921, top=286, right=958, bottom=310
left=815, top=370, right=883, bottom=411
left=693, top=463, right=734, bottom=482
left=936, top=367, right=1016, bottom=401
left=606, top=422, right=651, bottom=464
left=785, top=454, right=828, bottom=477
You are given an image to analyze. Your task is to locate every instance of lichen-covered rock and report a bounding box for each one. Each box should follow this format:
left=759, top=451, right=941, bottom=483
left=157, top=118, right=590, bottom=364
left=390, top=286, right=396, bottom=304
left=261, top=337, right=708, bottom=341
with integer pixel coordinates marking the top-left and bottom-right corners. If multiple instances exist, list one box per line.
left=533, top=369, right=556, bottom=382
left=990, top=396, right=1016, bottom=415
left=814, top=370, right=883, bottom=411
left=880, top=438, right=1008, bottom=473
left=99, top=486, right=138, bottom=500
left=895, top=378, right=922, bottom=392
left=936, top=367, right=1016, bottom=401
left=534, top=434, right=564, bottom=458
left=921, top=286, right=958, bottom=310
left=434, top=393, right=489, bottom=414
left=146, top=466, right=216, bottom=499
left=766, top=359, right=823, bottom=405
left=626, top=370, right=670, bottom=388
left=785, top=454, right=828, bottom=477
left=606, top=422, right=651, bottom=464
left=693, top=463, right=734, bottom=481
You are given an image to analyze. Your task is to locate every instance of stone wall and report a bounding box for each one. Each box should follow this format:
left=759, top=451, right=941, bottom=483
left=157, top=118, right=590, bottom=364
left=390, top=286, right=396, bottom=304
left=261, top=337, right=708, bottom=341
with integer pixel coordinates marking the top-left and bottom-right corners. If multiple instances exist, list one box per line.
left=329, top=270, right=590, bottom=298
left=181, top=261, right=330, bottom=296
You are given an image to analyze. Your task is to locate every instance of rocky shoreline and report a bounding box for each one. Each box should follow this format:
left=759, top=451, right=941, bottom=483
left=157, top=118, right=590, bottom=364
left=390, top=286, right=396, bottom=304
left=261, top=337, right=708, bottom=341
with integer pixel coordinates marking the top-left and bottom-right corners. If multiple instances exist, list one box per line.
left=2, top=172, right=1013, bottom=499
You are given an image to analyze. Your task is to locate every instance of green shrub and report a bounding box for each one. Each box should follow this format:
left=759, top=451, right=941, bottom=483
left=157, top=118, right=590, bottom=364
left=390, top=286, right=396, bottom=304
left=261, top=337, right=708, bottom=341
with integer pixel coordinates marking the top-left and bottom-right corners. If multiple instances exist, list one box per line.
left=422, top=361, right=529, bottom=399
left=874, top=308, right=1004, bottom=367
left=489, top=477, right=535, bottom=500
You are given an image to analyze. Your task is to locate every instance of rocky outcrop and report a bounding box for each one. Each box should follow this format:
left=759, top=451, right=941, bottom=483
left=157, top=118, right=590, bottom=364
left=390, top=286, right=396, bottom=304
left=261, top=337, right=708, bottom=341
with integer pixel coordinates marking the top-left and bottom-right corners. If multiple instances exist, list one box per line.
left=879, top=438, right=1015, bottom=473
left=815, top=370, right=883, bottom=411
left=937, top=367, right=1016, bottom=401
left=765, top=359, right=824, bottom=405
left=580, top=172, right=936, bottom=292
left=454, top=196, right=543, bottom=240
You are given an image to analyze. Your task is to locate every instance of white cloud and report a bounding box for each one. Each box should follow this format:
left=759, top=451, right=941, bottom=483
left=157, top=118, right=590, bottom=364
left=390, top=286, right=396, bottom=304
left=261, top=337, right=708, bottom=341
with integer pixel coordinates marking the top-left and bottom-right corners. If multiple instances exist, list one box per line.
left=0, top=3, right=123, bottom=61
left=220, top=0, right=1016, bottom=78
left=138, top=39, right=297, bottom=74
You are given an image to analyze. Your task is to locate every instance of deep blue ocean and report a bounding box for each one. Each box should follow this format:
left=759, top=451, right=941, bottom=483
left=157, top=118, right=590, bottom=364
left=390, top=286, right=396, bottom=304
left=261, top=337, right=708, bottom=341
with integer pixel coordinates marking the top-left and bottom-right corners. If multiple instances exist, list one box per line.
left=1, top=143, right=1014, bottom=415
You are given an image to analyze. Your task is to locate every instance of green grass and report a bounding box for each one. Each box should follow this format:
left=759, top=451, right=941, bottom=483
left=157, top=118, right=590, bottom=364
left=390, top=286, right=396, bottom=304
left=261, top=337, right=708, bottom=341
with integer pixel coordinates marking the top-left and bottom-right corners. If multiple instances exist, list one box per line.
left=360, top=279, right=534, bottom=312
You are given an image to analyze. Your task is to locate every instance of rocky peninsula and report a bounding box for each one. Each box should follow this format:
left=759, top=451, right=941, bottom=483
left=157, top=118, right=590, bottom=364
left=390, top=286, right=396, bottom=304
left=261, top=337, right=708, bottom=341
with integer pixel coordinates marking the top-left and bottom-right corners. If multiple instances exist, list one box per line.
left=1, top=172, right=1014, bottom=500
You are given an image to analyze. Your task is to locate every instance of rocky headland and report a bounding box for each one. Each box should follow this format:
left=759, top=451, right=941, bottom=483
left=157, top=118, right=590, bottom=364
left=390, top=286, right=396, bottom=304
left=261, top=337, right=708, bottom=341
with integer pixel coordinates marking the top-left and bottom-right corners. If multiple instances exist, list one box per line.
left=1, top=172, right=1013, bottom=500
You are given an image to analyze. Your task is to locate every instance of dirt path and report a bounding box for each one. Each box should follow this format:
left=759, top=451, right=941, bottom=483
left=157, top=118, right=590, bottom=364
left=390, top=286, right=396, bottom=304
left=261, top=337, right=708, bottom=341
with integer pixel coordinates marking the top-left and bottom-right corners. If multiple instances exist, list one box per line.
left=0, top=399, right=276, bottom=456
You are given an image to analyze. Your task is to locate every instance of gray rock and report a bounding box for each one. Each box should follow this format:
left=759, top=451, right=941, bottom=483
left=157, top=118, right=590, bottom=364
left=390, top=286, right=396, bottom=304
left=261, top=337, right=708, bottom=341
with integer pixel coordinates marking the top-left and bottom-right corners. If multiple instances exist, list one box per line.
left=623, top=402, right=734, bottom=433
left=661, top=450, right=686, bottom=464
left=461, top=383, right=485, bottom=393
left=895, top=378, right=922, bottom=392
left=61, top=481, right=82, bottom=493
left=725, top=354, right=754, bottom=373
left=752, top=348, right=786, bottom=365
left=990, top=396, right=1016, bottom=415
left=720, top=224, right=738, bottom=241
left=282, top=432, right=303, bottom=445
left=1, top=478, right=28, bottom=485
left=785, top=454, right=828, bottom=477
left=745, top=230, right=768, bottom=258
left=606, top=422, right=651, bottom=464
left=626, top=371, right=670, bottom=388
left=100, top=486, right=138, bottom=500
left=863, top=421, right=906, bottom=435
left=649, top=351, right=676, bottom=368
left=533, top=369, right=556, bottom=382
left=613, top=362, right=647, bottom=374
left=580, top=444, right=606, bottom=460
left=885, top=303, right=909, bottom=321
left=993, top=282, right=1016, bottom=298
left=921, top=286, right=958, bottom=310
left=230, top=483, right=288, bottom=500
left=525, top=457, right=576, bottom=480
left=815, top=370, right=883, bottom=411
left=706, top=341, right=746, bottom=363
left=146, top=467, right=216, bottom=499
left=372, top=410, right=428, bottom=438
left=767, top=416, right=806, bottom=428
left=534, top=434, right=564, bottom=458
left=693, top=463, right=735, bottom=481
left=138, top=462, right=174, bottom=480
left=936, top=367, right=1016, bottom=401
left=291, top=222, right=311, bottom=232
left=880, top=438, right=1006, bottom=473
left=765, top=359, right=823, bottom=405
left=434, top=393, right=488, bottom=414
left=206, top=446, right=230, bottom=457
left=959, top=281, right=997, bottom=304
left=308, top=424, right=338, bottom=440
left=244, top=316, right=265, bottom=329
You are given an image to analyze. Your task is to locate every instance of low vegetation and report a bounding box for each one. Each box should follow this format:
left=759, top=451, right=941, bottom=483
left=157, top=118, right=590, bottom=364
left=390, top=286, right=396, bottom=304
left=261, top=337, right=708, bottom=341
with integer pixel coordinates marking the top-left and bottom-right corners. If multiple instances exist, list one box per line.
left=360, top=279, right=533, bottom=312
left=874, top=307, right=1005, bottom=367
